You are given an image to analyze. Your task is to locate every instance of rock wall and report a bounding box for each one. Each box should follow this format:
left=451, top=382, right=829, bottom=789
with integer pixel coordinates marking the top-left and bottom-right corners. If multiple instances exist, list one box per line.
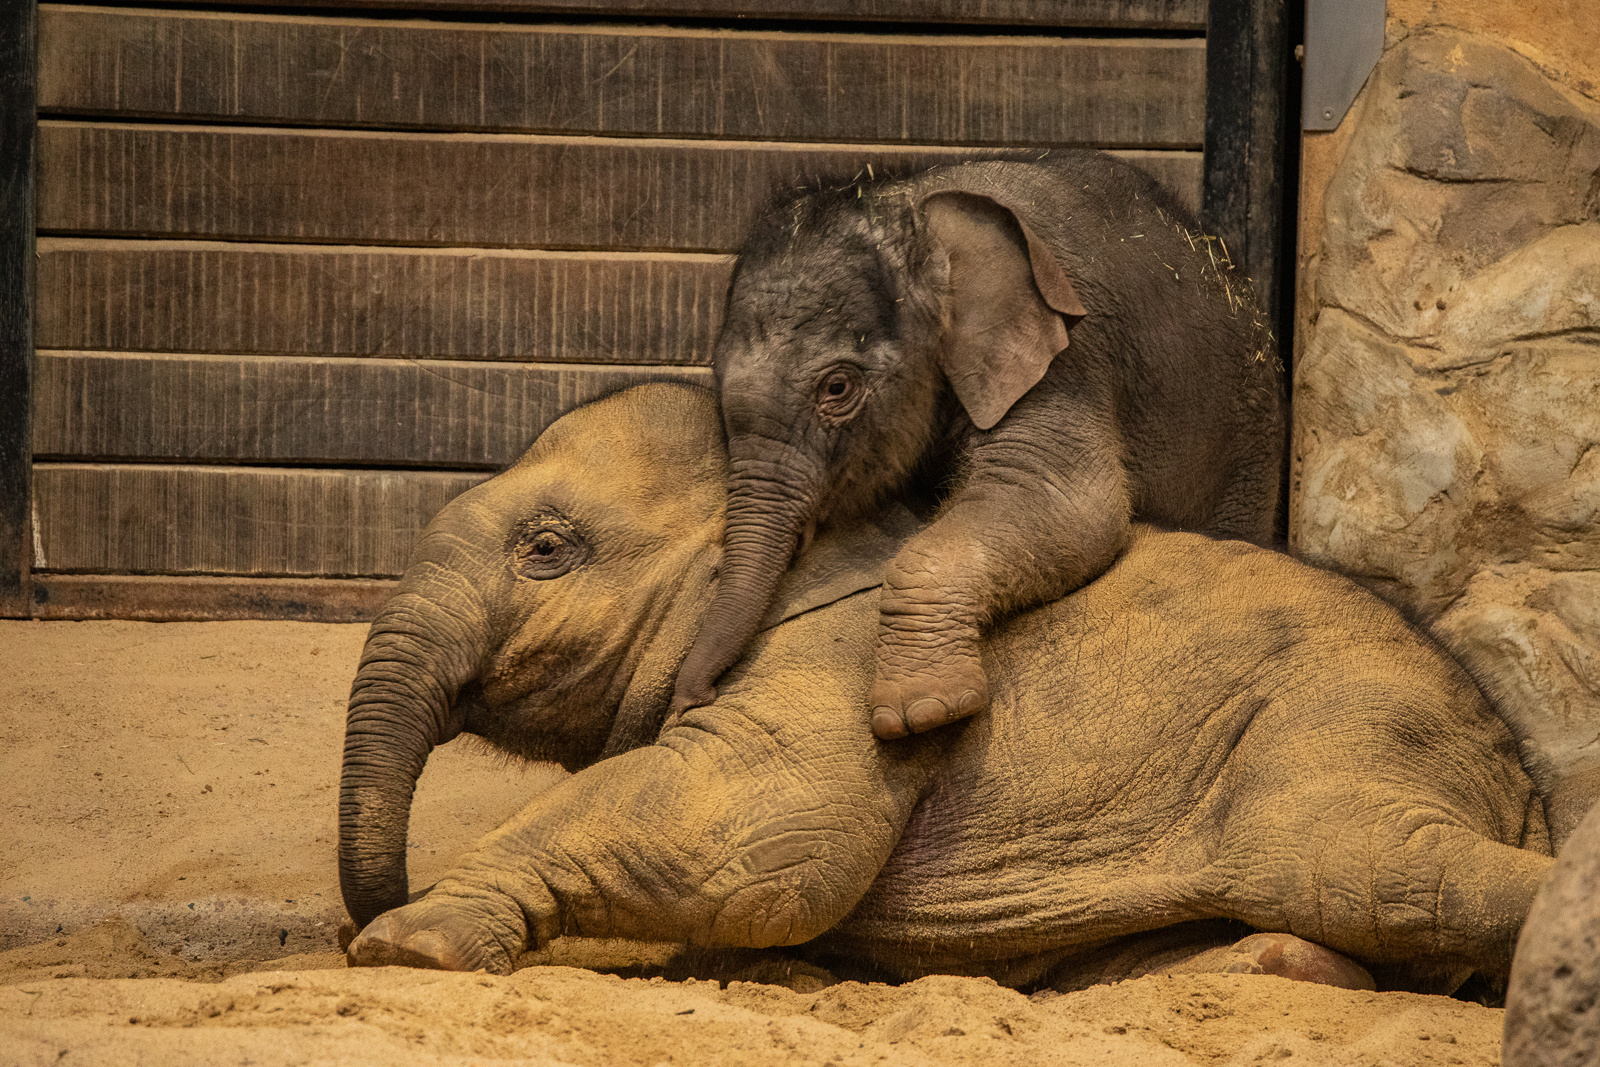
left=1290, top=27, right=1600, bottom=840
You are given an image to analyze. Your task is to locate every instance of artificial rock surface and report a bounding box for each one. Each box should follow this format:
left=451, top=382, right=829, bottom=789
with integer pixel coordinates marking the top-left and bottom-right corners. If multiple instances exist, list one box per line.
left=1291, top=29, right=1600, bottom=839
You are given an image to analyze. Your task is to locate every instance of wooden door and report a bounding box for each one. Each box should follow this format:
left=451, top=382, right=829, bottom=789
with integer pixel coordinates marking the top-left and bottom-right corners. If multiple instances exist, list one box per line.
left=7, top=0, right=1245, bottom=621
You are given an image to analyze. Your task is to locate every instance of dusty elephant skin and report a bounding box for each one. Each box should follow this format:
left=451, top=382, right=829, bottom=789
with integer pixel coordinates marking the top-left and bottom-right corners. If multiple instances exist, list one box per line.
left=670, top=154, right=1284, bottom=739
left=340, top=383, right=1548, bottom=994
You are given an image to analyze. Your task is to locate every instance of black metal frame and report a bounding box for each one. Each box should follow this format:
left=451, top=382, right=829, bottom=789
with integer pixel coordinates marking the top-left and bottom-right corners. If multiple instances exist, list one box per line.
left=0, top=0, right=35, bottom=617
left=1202, top=0, right=1298, bottom=333
left=1202, top=0, right=1300, bottom=538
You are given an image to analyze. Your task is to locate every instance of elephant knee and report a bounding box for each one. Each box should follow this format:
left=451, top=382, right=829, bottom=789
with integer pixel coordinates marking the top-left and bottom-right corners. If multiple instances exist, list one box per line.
left=702, top=831, right=864, bottom=948
left=711, top=879, right=829, bottom=948
left=883, top=541, right=968, bottom=599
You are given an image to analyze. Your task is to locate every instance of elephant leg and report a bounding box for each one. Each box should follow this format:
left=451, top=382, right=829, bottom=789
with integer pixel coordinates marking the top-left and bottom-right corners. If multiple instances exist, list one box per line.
left=350, top=687, right=934, bottom=974
left=1205, top=800, right=1553, bottom=982
left=1041, top=921, right=1249, bottom=992
left=1165, top=933, right=1376, bottom=990
left=867, top=533, right=992, bottom=739
left=1039, top=922, right=1371, bottom=992
left=868, top=404, right=1129, bottom=739
left=347, top=891, right=525, bottom=973
left=1331, top=826, right=1550, bottom=979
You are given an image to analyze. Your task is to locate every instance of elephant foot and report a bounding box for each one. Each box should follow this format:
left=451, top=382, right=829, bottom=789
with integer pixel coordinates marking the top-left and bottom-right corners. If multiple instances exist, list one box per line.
left=1172, top=933, right=1375, bottom=991
left=870, top=562, right=993, bottom=739
left=867, top=654, right=990, bottom=740
left=346, top=899, right=514, bottom=975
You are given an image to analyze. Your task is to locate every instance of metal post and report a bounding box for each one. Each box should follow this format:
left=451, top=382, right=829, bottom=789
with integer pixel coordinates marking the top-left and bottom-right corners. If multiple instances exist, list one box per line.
left=1202, top=0, right=1294, bottom=329
left=0, top=0, right=36, bottom=616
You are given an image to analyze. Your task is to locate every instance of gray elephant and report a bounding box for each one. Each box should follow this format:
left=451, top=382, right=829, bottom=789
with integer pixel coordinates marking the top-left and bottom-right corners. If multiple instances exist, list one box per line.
left=1503, top=801, right=1600, bottom=1065
left=671, top=154, right=1284, bottom=739
left=341, top=383, right=1548, bottom=993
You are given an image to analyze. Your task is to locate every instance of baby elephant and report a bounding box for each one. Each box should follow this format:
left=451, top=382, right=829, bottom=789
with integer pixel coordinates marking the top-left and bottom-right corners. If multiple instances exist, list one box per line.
left=672, top=154, right=1284, bottom=739
left=343, top=385, right=1548, bottom=994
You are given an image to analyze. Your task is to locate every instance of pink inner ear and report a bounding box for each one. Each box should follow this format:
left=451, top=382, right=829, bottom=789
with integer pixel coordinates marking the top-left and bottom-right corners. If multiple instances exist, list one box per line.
left=918, top=190, right=1084, bottom=430
left=1015, top=217, right=1088, bottom=320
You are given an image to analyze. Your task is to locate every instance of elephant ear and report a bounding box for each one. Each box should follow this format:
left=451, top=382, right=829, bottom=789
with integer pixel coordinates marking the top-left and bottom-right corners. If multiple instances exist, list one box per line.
left=917, top=189, right=1088, bottom=430
left=758, top=502, right=925, bottom=631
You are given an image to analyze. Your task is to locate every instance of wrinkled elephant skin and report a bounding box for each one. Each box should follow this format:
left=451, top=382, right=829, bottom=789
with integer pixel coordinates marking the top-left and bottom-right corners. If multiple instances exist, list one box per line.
left=340, top=384, right=1550, bottom=995
left=673, top=155, right=1286, bottom=737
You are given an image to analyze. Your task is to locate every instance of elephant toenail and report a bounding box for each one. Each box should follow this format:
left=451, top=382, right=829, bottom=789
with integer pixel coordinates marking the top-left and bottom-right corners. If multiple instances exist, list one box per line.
left=956, top=690, right=984, bottom=715
left=904, top=698, right=951, bottom=733
left=402, top=929, right=461, bottom=968
left=348, top=918, right=468, bottom=971
left=871, top=707, right=910, bottom=740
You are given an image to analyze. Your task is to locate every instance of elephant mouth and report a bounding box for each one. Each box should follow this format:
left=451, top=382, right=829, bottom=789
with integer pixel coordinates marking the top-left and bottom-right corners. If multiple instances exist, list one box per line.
left=794, top=513, right=820, bottom=561
left=459, top=689, right=603, bottom=770
left=470, top=648, right=633, bottom=770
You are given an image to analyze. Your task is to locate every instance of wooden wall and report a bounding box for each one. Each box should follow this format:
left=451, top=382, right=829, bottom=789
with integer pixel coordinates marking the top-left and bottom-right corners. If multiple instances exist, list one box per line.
left=20, top=0, right=1209, bottom=621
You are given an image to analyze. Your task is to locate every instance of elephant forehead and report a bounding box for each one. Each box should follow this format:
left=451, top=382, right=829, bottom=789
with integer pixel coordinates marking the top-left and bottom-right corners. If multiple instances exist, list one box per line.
left=508, top=464, right=720, bottom=535
left=728, top=241, right=899, bottom=338
left=519, top=383, right=726, bottom=483
left=737, top=256, right=885, bottom=305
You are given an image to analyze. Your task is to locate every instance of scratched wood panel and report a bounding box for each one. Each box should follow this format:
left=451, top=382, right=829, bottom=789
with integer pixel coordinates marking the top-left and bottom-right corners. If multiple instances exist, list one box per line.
left=32, top=573, right=396, bottom=621
left=39, top=8, right=1205, bottom=147
left=33, top=463, right=490, bottom=577
left=36, top=123, right=1204, bottom=249
left=195, top=0, right=1205, bottom=29
left=33, top=351, right=712, bottom=467
left=36, top=240, right=731, bottom=362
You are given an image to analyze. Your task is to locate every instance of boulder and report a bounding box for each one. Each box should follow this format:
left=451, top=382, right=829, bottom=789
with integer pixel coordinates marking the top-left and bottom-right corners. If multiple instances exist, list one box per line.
left=1291, top=29, right=1600, bottom=841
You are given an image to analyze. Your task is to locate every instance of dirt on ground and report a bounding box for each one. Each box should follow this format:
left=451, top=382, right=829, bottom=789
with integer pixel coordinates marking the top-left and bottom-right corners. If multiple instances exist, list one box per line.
left=0, top=620, right=1509, bottom=1065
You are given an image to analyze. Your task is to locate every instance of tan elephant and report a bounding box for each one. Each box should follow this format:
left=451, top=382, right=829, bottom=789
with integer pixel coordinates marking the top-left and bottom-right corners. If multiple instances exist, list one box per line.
left=340, top=384, right=1550, bottom=993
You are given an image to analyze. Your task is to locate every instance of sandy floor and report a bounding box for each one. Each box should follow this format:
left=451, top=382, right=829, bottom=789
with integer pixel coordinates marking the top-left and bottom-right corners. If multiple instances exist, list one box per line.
left=0, top=620, right=1509, bottom=1065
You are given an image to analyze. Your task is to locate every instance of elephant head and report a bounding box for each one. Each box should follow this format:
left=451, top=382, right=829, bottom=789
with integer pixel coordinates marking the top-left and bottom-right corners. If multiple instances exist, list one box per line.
left=669, top=177, right=1087, bottom=716
left=339, top=385, right=728, bottom=929
left=339, top=382, right=917, bottom=931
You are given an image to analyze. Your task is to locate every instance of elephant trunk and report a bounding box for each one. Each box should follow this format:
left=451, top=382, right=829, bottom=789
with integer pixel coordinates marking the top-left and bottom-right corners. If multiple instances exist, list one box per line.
left=338, top=596, right=483, bottom=929
left=672, top=446, right=818, bottom=714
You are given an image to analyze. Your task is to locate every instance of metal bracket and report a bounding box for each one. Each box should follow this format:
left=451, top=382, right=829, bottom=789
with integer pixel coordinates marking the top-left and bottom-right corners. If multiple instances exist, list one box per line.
left=1302, top=0, right=1386, bottom=130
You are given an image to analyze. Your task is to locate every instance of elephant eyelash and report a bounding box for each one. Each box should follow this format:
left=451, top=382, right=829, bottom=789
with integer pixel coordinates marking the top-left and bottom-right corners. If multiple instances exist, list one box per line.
left=505, top=510, right=575, bottom=545
left=505, top=512, right=591, bottom=580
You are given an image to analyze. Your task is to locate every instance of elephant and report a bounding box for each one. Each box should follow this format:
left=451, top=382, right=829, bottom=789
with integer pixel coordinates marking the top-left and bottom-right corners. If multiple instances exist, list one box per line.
left=1503, top=801, right=1600, bottom=1065
left=341, top=383, right=1550, bottom=994
left=670, top=154, right=1285, bottom=740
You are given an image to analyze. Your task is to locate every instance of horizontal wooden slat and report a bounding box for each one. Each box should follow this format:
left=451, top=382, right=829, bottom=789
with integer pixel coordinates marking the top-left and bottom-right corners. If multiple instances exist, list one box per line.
left=36, top=240, right=731, bottom=362
left=39, top=8, right=1205, bottom=146
left=33, top=351, right=711, bottom=466
left=169, top=0, right=1206, bottom=30
left=36, top=123, right=1203, bottom=249
left=34, top=463, right=489, bottom=577
left=32, top=573, right=396, bottom=621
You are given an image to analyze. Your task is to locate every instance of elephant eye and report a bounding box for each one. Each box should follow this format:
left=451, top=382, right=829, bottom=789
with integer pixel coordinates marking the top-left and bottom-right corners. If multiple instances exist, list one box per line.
left=510, top=521, right=588, bottom=581
left=815, top=365, right=864, bottom=419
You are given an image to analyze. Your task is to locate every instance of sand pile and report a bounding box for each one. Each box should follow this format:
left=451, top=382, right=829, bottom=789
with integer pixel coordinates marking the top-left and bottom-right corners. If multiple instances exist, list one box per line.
left=0, top=621, right=1507, bottom=1065
left=1, top=920, right=1502, bottom=1066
